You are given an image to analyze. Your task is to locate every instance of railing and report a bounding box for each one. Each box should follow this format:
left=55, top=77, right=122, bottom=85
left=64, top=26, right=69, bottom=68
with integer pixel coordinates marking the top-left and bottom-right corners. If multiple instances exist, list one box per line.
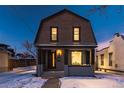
left=67, top=65, right=94, bottom=76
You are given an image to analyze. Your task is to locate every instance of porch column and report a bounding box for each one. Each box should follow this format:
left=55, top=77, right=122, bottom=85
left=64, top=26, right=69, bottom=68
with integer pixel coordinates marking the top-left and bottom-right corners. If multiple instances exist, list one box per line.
left=85, top=50, right=90, bottom=65
left=64, top=49, right=69, bottom=76
left=91, top=49, right=95, bottom=65
left=64, top=49, right=68, bottom=65
left=90, top=49, right=92, bottom=65
left=45, top=50, right=48, bottom=71
left=37, top=48, right=44, bottom=77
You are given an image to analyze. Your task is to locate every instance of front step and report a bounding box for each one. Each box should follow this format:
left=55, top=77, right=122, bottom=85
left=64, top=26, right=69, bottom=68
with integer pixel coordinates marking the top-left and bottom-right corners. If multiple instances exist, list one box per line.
left=41, top=71, right=64, bottom=79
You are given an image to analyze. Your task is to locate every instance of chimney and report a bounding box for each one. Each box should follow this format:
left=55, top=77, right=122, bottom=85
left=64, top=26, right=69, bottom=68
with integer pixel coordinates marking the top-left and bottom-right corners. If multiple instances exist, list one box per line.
left=114, top=32, right=120, bottom=37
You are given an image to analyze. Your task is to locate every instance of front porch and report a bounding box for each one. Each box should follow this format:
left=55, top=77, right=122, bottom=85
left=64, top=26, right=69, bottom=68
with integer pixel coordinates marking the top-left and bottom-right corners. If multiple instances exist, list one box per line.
left=37, top=47, right=95, bottom=77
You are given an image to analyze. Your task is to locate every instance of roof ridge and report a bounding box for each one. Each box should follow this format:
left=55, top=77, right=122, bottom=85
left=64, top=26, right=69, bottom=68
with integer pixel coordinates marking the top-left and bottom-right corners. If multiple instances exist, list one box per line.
left=42, top=9, right=90, bottom=22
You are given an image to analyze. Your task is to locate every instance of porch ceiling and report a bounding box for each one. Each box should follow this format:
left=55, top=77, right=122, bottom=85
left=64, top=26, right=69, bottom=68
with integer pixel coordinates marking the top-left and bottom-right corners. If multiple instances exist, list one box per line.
left=35, top=44, right=97, bottom=49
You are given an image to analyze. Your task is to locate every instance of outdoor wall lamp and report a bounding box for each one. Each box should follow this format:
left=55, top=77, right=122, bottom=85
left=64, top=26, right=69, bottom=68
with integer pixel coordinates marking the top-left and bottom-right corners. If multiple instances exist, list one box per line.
left=56, top=49, right=62, bottom=56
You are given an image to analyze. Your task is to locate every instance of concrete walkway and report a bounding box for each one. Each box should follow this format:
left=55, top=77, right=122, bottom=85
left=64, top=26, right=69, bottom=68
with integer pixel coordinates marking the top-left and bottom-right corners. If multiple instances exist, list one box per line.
left=41, top=71, right=63, bottom=88
left=42, top=78, right=61, bottom=88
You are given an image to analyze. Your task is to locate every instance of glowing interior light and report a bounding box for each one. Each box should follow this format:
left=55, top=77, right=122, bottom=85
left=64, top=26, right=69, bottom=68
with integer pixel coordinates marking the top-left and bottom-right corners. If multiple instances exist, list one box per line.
left=52, top=53, right=55, bottom=67
left=71, top=51, right=82, bottom=65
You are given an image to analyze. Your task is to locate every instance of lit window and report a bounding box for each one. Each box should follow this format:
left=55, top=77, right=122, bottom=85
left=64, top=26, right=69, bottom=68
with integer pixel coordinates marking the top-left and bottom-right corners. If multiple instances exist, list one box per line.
left=51, top=27, right=58, bottom=41
left=109, top=53, right=113, bottom=66
left=73, top=27, right=80, bottom=41
left=71, top=51, right=82, bottom=65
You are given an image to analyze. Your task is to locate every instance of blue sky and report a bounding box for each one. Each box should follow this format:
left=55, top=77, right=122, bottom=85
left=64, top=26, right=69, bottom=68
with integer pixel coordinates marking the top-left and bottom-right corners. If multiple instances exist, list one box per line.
left=0, top=5, right=124, bottom=53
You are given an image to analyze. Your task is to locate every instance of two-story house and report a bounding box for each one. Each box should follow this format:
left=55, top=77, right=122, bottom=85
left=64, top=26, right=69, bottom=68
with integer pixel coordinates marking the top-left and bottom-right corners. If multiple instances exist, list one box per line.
left=34, top=9, right=97, bottom=76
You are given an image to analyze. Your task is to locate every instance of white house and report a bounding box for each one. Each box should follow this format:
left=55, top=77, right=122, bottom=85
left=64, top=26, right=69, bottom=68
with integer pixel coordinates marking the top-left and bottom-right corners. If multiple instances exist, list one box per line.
left=0, top=43, right=14, bottom=72
left=0, top=48, right=10, bottom=72
left=96, top=33, right=124, bottom=72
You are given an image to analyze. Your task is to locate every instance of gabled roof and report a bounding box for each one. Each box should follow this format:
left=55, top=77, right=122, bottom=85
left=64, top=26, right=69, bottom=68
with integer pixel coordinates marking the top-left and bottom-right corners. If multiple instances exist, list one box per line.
left=34, top=9, right=90, bottom=44
left=96, top=41, right=110, bottom=51
left=0, top=47, right=11, bottom=54
left=121, top=35, right=124, bottom=40
left=41, top=9, right=90, bottom=22
left=96, top=33, right=124, bottom=51
left=0, top=43, right=9, bottom=47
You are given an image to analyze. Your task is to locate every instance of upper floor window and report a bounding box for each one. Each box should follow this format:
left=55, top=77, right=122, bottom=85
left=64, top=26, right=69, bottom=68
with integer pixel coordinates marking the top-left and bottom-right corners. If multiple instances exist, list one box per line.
left=73, top=27, right=80, bottom=41
left=101, top=54, right=104, bottom=66
left=109, top=53, right=113, bottom=66
left=51, top=27, right=58, bottom=41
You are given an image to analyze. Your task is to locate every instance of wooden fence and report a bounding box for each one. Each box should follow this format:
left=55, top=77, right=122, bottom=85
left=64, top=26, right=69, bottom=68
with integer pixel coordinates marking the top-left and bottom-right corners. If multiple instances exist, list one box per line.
left=9, top=58, right=36, bottom=70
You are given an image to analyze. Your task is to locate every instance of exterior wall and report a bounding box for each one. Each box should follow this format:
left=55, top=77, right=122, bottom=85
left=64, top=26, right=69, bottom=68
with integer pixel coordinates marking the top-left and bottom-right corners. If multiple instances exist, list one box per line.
left=97, top=35, right=124, bottom=72
left=0, top=52, right=9, bottom=72
left=36, top=11, right=96, bottom=46
left=111, top=35, right=124, bottom=71
left=97, top=48, right=109, bottom=70
left=67, top=66, right=94, bottom=76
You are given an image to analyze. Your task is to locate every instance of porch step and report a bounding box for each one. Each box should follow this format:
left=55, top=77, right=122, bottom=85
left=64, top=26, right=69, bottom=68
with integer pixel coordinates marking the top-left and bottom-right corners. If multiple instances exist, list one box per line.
left=41, top=71, right=64, bottom=79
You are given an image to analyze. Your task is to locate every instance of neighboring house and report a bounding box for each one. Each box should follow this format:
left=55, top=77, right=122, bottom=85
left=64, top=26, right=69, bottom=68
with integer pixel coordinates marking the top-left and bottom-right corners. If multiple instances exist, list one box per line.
left=0, top=43, right=12, bottom=72
left=16, top=52, right=34, bottom=59
left=34, top=9, right=97, bottom=76
left=0, top=43, right=15, bottom=57
left=96, top=33, right=124, bottom=72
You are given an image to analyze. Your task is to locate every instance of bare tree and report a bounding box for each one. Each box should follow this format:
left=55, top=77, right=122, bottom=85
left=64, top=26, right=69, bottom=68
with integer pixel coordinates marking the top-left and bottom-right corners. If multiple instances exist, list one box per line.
left=22, top=40, right=37, bottom=59
left=86, top=5, right=123, bottom=17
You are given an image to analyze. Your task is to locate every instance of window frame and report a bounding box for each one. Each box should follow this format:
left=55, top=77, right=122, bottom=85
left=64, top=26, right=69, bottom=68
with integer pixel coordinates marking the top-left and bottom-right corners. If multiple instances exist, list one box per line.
left=50, top=26, right=58, bottom=42
left=70, top=50, right=83, bottom=66
left=101, top=54, right=104, bottom=66
left=72, top=26, right=81, bottom=42
left=109, top=52, right=113, bottom=66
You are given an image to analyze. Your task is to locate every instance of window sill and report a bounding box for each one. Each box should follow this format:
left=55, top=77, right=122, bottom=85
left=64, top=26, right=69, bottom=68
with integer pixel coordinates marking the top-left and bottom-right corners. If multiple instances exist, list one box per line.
left=68, top=65, right=91, bottom=67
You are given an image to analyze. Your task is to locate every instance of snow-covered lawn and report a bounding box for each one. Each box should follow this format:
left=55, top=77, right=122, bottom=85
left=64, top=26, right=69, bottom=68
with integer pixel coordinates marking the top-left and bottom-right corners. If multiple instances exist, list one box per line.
left=60, top=72, right=124, bottom=88
left=0, top=66, right=47, bottom=88
left=0, top=74, right=46, bottom=88
left=1, top=67, right=124, bottom=88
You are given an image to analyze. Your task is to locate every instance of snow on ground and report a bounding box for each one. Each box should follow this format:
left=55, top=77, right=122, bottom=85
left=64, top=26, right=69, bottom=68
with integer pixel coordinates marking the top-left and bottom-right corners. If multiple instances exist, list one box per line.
left=1, top=66, right=124, bottom=88
left=0, top=74, right=46, bottom=88
left=0, top=66, right=47, bottom=88
left=96, top=71, right=124, bottom=86
left=60, top=72, right=124, bottom=88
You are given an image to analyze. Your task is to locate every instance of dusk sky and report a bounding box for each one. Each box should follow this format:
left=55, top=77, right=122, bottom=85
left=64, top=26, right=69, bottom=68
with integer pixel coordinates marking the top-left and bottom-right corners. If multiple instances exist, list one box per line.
left=0, top=5, right=124, bottom=53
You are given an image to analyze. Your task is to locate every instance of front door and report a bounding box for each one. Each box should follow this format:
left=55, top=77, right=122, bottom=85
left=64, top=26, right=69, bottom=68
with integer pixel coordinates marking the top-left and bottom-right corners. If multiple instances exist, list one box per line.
left=48, top=51, right=56, bottom=70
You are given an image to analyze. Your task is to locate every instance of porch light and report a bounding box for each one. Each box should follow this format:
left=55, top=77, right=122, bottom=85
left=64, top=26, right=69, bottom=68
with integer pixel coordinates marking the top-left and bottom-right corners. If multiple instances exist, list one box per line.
left=56, top=49, right=62, bottom=56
